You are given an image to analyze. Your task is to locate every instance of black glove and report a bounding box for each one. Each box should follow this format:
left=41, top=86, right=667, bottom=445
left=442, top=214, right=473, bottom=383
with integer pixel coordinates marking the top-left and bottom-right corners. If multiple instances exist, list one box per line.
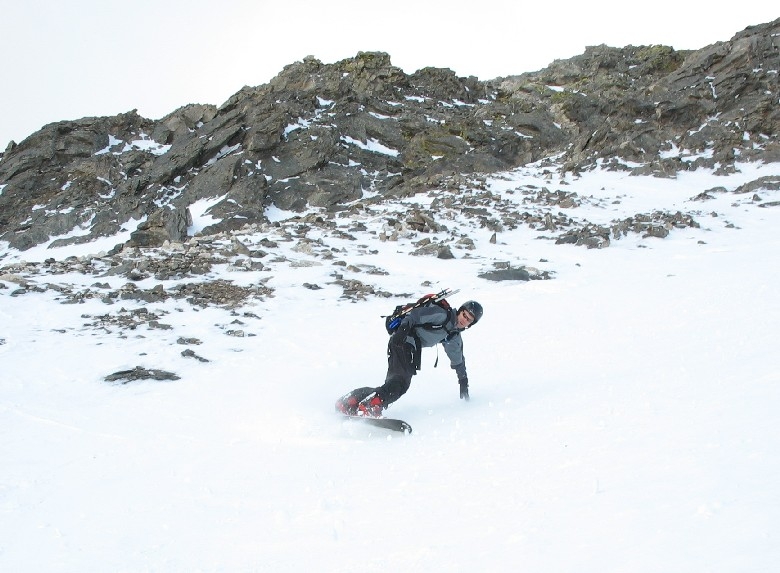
left=459, top=377, right=469, bottom=400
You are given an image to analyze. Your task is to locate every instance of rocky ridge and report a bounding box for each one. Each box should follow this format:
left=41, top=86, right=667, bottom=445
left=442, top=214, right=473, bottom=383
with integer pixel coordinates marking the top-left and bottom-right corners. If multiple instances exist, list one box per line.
left=0, top=18, right=777, bottom=254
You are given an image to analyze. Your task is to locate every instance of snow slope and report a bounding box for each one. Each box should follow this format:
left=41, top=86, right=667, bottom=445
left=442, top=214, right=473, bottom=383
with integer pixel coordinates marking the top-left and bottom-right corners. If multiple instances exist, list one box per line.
left=1, top=161, right=779, bottom=572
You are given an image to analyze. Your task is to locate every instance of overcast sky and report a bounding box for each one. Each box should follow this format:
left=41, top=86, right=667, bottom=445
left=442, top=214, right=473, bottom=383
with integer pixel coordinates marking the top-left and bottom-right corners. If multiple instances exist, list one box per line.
left=1, top=0, right=777, bottom=147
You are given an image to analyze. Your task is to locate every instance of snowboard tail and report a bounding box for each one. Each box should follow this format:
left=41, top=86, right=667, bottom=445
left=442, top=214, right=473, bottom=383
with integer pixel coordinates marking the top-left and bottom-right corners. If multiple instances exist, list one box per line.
left=341, top=414, right=412, bottom=434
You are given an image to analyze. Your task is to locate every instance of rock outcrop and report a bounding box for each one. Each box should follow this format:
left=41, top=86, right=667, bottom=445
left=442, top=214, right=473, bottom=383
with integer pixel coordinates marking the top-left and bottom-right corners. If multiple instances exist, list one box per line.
left=1, top=18, right=778, bottom=252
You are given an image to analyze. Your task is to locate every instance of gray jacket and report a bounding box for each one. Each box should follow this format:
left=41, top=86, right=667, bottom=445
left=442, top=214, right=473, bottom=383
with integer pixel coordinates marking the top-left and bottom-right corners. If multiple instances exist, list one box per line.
left=396, top=304, right=467, bottom=378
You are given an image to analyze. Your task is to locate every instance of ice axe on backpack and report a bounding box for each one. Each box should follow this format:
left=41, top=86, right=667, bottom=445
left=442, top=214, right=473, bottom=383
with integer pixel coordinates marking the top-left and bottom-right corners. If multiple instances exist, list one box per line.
left=383, top=288, right=460, bottom=333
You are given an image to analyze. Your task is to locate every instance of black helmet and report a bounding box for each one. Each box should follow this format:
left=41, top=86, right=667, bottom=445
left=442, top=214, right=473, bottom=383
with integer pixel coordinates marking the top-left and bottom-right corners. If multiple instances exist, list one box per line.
left=458, top=300, right=483, bottom=326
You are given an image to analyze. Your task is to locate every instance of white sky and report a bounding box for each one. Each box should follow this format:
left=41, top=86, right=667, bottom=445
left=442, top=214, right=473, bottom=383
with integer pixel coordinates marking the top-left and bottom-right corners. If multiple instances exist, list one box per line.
left=0, top=0, right=777, bottom=147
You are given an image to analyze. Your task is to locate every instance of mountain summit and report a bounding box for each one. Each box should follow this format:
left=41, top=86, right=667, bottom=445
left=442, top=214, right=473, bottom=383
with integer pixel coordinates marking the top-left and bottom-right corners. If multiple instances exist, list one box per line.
left=0, top=18, right=778, bottom=252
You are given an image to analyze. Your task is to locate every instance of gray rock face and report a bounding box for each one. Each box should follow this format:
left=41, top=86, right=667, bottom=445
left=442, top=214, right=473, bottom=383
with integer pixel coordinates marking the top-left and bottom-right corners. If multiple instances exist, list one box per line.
left=129, top=207, right=191, bottom=248
left=1, top=19, right=778, bottom=251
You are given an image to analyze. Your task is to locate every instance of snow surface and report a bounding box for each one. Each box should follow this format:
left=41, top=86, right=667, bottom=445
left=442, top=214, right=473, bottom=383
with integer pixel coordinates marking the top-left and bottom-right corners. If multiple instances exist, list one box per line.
left=1, top=161, right=780, bottom=572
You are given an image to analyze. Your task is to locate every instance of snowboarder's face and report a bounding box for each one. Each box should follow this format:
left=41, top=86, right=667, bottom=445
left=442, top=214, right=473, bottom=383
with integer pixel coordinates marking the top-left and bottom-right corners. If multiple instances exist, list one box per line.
left=457, top=308, right=475, bottom=329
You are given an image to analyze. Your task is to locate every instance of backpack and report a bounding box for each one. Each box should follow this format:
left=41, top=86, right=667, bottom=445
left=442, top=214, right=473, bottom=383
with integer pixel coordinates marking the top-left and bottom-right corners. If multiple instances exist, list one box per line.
left=384, top=288, right=458, bottom=334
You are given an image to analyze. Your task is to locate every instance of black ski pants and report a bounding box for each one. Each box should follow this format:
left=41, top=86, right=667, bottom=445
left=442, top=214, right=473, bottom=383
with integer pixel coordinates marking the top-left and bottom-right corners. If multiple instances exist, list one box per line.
left=376, top=341, right=417, bottom=405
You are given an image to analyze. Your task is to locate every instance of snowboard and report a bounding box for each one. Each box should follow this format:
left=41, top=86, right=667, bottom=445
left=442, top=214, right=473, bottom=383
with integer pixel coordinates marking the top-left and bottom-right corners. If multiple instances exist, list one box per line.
left=340, top=414, right=412, bottom=434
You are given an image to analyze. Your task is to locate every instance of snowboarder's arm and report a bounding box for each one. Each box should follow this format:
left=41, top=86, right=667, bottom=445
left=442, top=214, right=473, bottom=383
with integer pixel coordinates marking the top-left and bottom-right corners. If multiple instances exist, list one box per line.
left=444, top=335, right=469, bottom=400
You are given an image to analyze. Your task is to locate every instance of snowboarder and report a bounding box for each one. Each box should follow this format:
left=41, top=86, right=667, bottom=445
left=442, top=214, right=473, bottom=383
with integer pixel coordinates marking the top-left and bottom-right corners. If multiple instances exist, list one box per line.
left=336, top=300, right=483, bottom=417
